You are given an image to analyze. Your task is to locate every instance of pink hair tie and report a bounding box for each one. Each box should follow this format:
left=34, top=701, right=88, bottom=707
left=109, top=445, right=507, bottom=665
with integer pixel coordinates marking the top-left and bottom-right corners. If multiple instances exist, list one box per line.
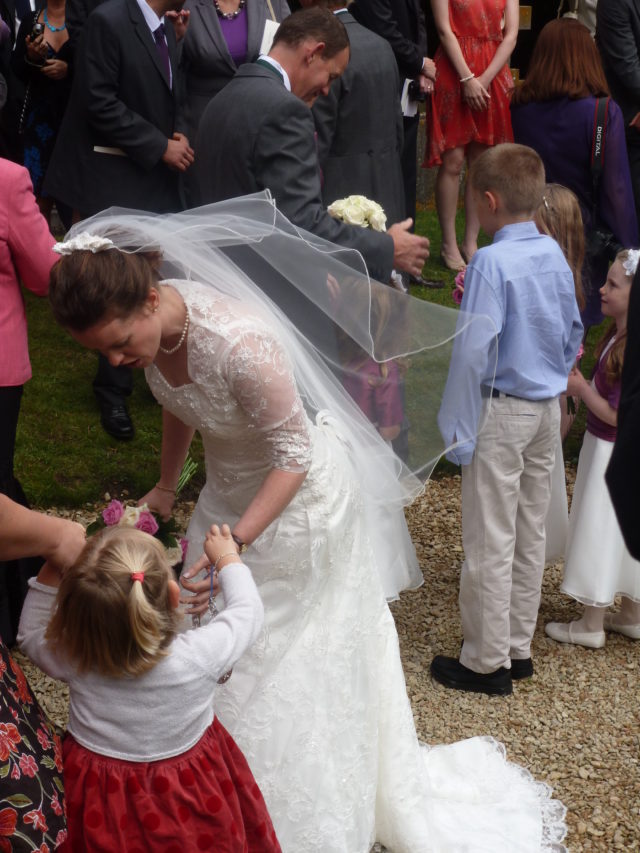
left=130, top=572, right=145, bottom=584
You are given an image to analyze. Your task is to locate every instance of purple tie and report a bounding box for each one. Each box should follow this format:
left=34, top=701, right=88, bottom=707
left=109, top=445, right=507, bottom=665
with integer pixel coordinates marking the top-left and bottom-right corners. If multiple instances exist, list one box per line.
left=153, top=24, right=171, bottom=85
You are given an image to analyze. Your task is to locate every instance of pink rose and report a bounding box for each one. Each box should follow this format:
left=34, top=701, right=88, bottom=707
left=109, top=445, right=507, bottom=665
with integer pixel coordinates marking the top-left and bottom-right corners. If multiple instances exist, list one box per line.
left=576, top=343, right=584, bottom=362
left=102, top=499, right=124, bottom=526
left=180, top=538, right=189, bottom=562
left=135, top=510, right=159, bottom=536
left=452, top=269, right=465, bottom=305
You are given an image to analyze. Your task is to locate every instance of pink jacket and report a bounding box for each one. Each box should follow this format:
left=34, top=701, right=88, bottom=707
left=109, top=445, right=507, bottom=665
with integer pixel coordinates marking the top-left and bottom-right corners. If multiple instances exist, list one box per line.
left=0, top=159, right=57, bottom=387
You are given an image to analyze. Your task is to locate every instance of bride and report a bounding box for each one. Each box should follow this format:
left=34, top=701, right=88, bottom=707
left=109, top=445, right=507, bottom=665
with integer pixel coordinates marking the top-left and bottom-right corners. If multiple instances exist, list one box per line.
left=48, top=195, right=567, bottom=852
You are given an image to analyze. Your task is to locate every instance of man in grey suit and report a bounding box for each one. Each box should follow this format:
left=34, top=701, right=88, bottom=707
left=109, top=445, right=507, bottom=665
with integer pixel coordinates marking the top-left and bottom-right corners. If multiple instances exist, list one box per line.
left=351, top=0, right=435, bottom=252
left=45, top=0, right=194, bottom=440
left=195, top=6, right=429, bottom=283
left=310, top=0, right=405, bottom=228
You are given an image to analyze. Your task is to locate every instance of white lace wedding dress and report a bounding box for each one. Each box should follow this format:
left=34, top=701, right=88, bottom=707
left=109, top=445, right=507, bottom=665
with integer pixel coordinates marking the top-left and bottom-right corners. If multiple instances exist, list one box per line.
left=146, top=281, right=567, bottom=853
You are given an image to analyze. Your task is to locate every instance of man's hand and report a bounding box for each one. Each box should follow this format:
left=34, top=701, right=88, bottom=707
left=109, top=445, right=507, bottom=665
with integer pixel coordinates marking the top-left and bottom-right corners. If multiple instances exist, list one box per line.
left=166, top=9, right=190, bottom=41
left=388, top=219, right=430, bottom=277
left=629, top=112, right=640, bottom=131
left=418, top=75, right=434, bottom=95
left=162, top=133, right=194, bottom=171
left=421, top=57, right=437, bottom=81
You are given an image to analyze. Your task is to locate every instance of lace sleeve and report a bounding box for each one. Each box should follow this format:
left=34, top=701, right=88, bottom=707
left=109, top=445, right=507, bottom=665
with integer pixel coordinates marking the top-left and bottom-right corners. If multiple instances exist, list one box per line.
left=225, top=330, right=312, bottom=473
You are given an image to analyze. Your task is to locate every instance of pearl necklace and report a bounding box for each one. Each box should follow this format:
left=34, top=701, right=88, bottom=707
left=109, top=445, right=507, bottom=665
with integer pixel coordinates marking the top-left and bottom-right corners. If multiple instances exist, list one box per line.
left=159, top=311, right=190, bottom=355
left=213, top=0, right=246, bottom=19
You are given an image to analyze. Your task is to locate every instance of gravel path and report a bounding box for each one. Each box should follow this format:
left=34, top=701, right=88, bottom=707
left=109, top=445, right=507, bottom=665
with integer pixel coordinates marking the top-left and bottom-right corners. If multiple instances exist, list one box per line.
left=14, top=475, right=640, bottom=851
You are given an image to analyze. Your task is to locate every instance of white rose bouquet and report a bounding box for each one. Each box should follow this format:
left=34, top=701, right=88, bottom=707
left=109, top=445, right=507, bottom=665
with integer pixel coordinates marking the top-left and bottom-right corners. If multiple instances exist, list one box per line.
left=327, top=195, right=387, bottom=232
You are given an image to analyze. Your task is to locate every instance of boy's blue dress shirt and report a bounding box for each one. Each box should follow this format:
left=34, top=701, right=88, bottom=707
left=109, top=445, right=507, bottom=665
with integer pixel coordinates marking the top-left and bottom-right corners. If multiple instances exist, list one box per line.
left=439, top=221, right=584, bottom=465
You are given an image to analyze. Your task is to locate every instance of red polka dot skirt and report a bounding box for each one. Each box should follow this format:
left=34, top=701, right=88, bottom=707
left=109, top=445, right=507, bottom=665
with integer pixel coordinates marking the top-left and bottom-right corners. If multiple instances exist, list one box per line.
left=58, top=717, right=281, bottom=852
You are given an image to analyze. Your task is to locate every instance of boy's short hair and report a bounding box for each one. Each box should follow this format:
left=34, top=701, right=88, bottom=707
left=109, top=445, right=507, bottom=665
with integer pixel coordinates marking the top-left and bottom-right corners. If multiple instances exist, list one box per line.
left=469, top=144, right=545, bottom=216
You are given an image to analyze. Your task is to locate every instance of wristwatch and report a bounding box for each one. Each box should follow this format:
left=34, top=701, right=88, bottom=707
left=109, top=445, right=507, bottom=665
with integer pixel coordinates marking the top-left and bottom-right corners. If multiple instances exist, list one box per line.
left=232, top=533, right=248, bottom=554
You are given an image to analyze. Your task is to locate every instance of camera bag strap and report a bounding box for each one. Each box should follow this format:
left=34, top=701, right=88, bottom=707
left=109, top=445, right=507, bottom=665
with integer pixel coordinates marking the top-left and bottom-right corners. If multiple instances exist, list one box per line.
left=590, top=97, right=610, bottom=225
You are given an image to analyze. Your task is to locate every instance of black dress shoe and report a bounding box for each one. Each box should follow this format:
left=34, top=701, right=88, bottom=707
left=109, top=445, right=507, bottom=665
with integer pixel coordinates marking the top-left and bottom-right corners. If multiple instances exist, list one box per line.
left=100, top=404, right=135, bottom=441
left=430, top=655, right=512, bottom=696
left=510, top=657, right=534, bottom=679
left=409, top=273, right=446, bottom=289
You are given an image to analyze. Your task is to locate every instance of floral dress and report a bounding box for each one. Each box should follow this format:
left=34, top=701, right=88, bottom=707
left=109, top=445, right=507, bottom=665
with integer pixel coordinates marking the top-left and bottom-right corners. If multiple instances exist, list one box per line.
left=425, top=0, right=514, bottom=167
left=0, top=641, right=66, bottom=851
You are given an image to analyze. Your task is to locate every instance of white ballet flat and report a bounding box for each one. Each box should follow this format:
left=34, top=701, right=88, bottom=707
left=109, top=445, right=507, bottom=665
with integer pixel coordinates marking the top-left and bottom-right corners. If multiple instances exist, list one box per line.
left=545, top=621, right=606, bottom=649
left=603, top=614, right=640, bottom=640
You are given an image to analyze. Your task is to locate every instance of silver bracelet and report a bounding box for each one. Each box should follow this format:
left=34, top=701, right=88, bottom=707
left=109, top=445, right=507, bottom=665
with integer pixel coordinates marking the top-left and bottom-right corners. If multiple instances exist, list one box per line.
left=460, top=73, right=475, bottom=83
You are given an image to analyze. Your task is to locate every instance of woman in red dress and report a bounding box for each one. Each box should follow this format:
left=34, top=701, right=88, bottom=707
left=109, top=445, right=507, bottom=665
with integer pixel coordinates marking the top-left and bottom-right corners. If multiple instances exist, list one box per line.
left=426, top=0, right=518, bottom=270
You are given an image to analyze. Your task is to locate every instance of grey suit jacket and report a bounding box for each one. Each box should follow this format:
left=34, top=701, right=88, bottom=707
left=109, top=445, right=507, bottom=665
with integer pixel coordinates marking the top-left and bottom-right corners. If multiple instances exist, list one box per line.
left=195, top=63, right=394, bottom=282
left=182, top=0, right=289, bottom=142
left=44, top=0, right=184, bottom=214
left=312, top=11, right=405, bottom=226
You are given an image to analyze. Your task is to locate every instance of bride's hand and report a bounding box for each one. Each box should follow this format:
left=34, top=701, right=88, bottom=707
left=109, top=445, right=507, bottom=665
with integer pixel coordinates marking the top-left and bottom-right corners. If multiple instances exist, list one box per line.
left=137, top=485, right=175, bottom=520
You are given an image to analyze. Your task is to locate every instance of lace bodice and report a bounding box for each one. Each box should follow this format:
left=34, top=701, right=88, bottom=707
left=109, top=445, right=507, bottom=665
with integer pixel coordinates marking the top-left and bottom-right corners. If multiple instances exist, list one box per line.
left=146, top=280, right=312, bottom=502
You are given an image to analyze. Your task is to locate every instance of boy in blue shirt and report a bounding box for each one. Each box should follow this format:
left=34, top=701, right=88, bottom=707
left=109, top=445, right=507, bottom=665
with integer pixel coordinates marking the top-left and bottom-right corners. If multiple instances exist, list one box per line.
left=434, top=144, right=583, bottom=696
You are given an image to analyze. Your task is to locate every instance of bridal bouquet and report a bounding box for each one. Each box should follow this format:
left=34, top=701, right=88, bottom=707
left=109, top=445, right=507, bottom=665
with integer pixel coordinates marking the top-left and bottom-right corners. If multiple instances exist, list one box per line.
left=328, top=195, right=387, bottom=232
left=87, top=501, right=186, bottom=566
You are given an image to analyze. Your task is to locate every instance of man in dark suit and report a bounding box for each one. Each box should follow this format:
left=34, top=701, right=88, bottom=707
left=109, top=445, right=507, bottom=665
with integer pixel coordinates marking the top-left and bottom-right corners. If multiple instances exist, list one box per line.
left=350, top=0, right=435, bottom=238
left=597, top=0, right=640, bottom=226
left=606, top=266, right=640, bottom=559
left=195, top=7, right=429, bottom=284
left=310, top=0, right=405, bottom=228
left=45, top=0, right=193, bottom=439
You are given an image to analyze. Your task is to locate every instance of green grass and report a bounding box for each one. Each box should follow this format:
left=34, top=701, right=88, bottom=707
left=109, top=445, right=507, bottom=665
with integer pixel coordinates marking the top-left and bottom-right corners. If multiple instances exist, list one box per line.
left=15, top=206, right=591, bottom=506
left=16, top=295, right=205, bottom=506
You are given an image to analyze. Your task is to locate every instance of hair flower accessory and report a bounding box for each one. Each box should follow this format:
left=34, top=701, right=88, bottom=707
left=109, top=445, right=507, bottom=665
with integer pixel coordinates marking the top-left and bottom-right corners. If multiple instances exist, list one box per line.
left=53, top=232, right=116, bottom=255
left=622, top=249, right=640, bottom=278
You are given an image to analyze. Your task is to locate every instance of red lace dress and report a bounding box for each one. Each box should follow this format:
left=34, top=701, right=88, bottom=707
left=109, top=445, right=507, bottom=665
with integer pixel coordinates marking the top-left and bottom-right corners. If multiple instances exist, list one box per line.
left=425, top=0, right=514, bottom=167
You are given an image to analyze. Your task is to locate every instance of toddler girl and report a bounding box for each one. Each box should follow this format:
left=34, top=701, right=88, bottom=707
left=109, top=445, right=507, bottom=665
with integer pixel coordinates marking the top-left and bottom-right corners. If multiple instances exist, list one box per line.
left=18, top=522, right=280, bottom=852
left=545, top=250, right=640, bottom=647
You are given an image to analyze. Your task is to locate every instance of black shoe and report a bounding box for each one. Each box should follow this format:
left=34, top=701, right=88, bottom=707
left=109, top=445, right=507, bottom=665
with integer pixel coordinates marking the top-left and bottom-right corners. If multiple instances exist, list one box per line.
left=409, top=273, right=446, bottom=289
left=430, top=655, right=513, bottom=696
left=510, top=657, right=534, bottom=679
left=100, top=404, right=134, bottom=441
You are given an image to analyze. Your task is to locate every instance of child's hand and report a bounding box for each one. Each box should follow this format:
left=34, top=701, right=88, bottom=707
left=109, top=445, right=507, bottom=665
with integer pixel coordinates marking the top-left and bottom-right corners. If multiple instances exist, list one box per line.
left=203, top=523, right=240, bottom=570
left=566, top=367, right=587, bottom=398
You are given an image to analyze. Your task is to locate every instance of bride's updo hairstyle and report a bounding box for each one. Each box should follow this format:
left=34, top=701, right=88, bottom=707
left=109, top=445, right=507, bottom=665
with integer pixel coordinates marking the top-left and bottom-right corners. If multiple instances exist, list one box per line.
left=49, top=249, right=159, bottom=332
left=46, top=527, right=179, bottom=677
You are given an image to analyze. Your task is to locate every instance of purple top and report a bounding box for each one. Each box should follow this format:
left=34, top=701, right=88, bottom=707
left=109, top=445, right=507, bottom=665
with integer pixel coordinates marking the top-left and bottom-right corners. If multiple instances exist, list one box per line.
left=586, top=340, right=621, bottom=442
left=219, top=7, right=249, bottom=66
left=511, top=97, right=638, bottom=327
left=342, top=357, right=404, bottom=430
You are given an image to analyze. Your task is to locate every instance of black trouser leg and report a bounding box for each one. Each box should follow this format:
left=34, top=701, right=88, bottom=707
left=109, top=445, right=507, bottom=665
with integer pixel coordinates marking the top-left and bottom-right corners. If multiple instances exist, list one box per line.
left=401, top=115, right=420, bottom=227
left=93, top=354, right=133, bottom=409
left=0, top=386, right=42, bottom=646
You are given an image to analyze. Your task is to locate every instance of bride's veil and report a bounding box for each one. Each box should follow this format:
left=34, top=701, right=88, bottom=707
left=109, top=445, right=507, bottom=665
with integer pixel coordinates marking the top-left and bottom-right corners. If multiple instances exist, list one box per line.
left=61, top=191, right=496, bottom=524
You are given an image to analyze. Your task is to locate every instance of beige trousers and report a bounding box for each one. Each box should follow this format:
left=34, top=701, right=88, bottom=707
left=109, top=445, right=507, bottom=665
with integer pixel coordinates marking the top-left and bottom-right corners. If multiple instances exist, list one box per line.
left=459, top=396, right=560, bottom=673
